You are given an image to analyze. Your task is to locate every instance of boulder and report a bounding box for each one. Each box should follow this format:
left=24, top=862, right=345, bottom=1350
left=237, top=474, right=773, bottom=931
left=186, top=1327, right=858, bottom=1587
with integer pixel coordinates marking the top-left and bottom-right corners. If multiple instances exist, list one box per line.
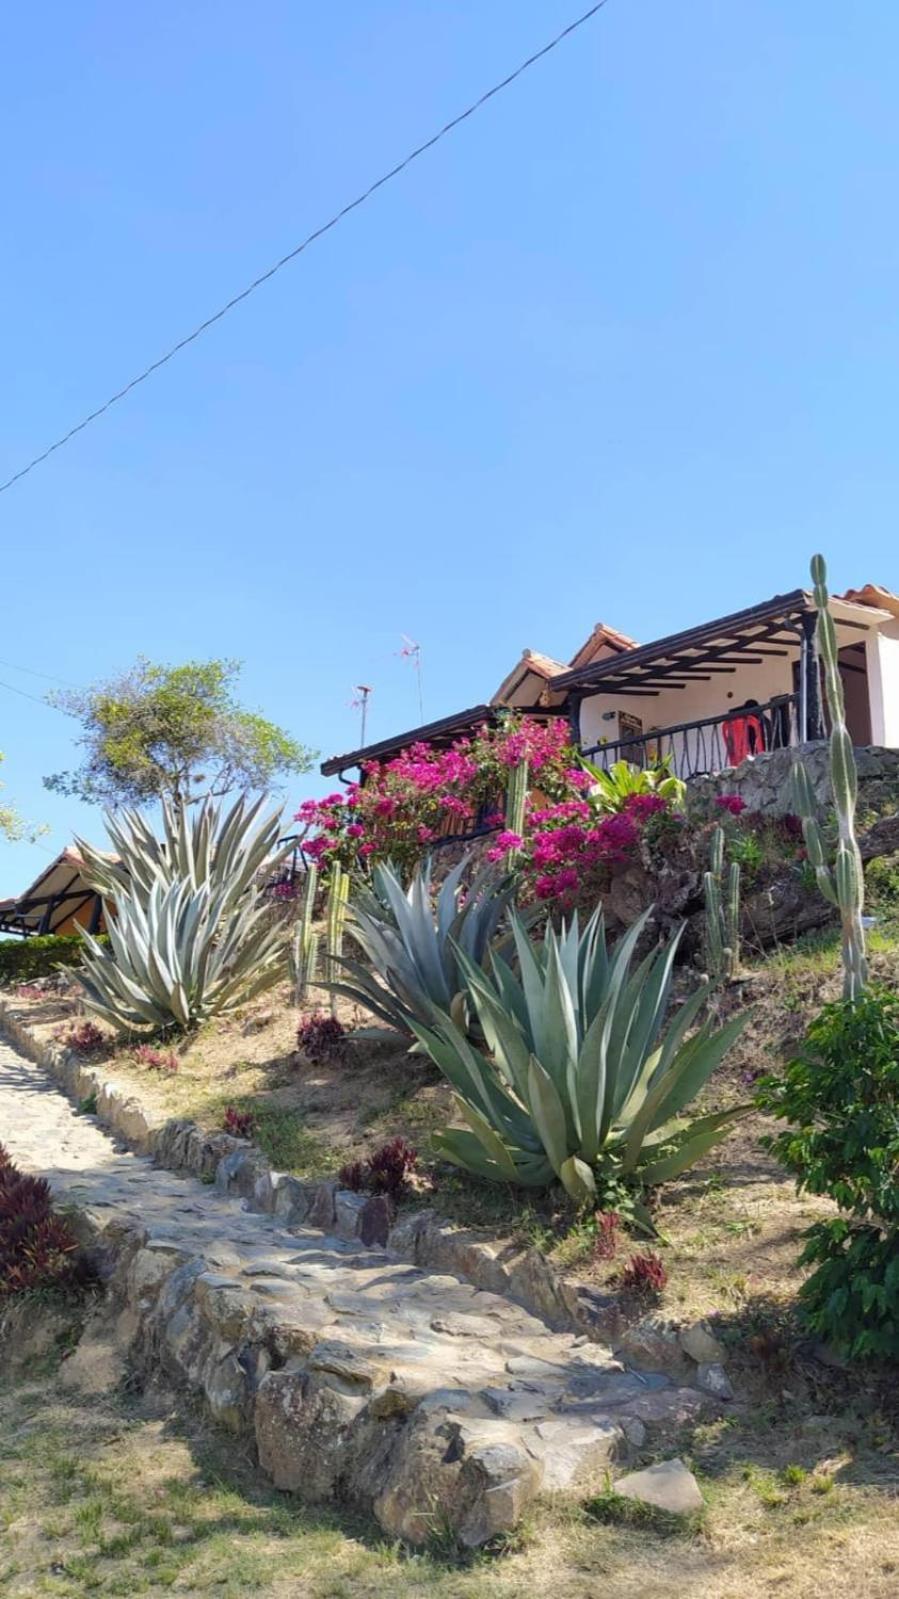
left=614, top=1456, right=703, bottom=1516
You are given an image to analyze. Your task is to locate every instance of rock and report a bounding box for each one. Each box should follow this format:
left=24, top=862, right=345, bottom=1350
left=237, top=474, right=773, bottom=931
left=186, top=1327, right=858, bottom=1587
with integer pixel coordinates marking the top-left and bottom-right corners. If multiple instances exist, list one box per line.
left=529, top=1416, right=621, bottom=1489
left=372, top=1399, right=543, bottom=1548
left=680, top=1320, right=726, bottom=1366
left=334, top=1190, right=368, bottom=1241
left=271, top=1174, right=313, bottom=1226
left=255, top=1369, right=367, bottom=1498
left=360, top=1194, right=392, bottom=1248
left=614, top=1457, right=704, bottom=1516
left=306, top=1181, right=337, bottom=1231
left=696, top=1361, right=734, bottom=1400
left=614, top=1316, right=691, bottom=1379
left=620, top=1415, right=647, bottom=1448
left=215, top=1148, right=269, bottom=1200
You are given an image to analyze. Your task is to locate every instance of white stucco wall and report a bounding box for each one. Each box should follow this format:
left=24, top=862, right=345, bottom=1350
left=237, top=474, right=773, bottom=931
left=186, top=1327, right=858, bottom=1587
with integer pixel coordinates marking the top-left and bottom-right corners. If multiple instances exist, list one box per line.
left=866, top=622, right=899, bottom=747
left=578, top=652, right=799, bottom=775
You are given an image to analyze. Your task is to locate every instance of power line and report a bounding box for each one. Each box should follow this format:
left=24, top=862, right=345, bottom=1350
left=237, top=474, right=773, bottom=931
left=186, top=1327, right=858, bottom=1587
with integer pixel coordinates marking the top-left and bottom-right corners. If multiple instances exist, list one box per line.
left=0, top=2, right=610, bottom=498
left=0, top=657, right=79, bottom=688
left=0, top=678, right=61, bottom=709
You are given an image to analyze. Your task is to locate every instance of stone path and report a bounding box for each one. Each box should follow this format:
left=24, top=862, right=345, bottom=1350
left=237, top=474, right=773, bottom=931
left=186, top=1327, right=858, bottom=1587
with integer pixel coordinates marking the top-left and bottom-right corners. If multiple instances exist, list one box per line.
left=0, top=1037, right=705, bottom=1545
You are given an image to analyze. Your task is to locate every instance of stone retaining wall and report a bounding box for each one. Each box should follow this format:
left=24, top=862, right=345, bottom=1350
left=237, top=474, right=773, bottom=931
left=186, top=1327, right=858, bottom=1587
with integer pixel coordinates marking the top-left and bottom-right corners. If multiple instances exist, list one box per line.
left=688, top=743, right=899, bottom=816
left=0, top=1000, right=725, bottom=1386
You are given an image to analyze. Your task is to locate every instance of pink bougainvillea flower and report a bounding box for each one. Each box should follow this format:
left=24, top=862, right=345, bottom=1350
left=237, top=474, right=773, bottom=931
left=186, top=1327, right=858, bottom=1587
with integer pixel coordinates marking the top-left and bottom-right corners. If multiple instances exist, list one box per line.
left=714, top=794, right=747, bottom=816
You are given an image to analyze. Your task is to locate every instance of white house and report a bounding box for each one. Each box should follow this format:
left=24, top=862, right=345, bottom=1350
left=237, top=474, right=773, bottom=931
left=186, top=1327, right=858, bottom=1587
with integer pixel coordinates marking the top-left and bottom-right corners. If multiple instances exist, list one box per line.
left=322, top=582, right=899, bottom=784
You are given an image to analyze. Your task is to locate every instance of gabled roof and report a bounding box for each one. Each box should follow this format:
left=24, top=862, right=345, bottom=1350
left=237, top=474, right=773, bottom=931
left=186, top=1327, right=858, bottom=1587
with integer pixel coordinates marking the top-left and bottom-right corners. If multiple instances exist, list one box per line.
left=566, top=621, right=640, bottom=673
left=0, top=846, right=105, bottom=937
left=321, top=705, right=497, bottom=778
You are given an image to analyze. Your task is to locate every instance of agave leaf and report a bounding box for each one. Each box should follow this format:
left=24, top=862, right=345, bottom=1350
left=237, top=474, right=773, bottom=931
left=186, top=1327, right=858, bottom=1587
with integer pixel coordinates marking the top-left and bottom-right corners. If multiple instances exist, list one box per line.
left=559, top=1154, right=596, bottom=1204
left=637, top=1106, right=749, bottom=1185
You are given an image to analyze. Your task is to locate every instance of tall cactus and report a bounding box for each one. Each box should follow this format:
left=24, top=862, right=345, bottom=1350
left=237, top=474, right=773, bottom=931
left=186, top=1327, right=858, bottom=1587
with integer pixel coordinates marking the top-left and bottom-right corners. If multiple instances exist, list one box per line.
left=325, top=863, right=351, bottom=1018
left=292, top=860, right=319, bottom=1006
left=703, top=824, right=741, bottom=980
left=504, top=757, right=528, bottom=862
left=792, top=554, right=867, bottom=1000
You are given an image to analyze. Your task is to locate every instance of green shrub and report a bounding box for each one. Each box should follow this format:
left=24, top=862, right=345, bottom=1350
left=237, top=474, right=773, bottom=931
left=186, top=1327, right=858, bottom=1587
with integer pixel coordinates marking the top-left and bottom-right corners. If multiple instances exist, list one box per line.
left=757, top=989, right=899, bottom=1359
left=415, top=905, right=749, bottom=1207
left=0, top=934, right=105, bottom=987
left=865, top=851, right=899, bottom=906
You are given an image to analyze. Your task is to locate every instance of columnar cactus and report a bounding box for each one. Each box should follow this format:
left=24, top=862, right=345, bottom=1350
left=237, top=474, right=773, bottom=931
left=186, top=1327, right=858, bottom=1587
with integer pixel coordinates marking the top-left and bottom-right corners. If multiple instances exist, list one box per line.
left=792, top=553, right=868, bottom=1000
left=325, top=863, right=351, bottom=1018
left=703, top=824, right=741, bottom=980
left=504, top=758, right=528, bottom=861
left=292, top=860, right=319, bottom=1005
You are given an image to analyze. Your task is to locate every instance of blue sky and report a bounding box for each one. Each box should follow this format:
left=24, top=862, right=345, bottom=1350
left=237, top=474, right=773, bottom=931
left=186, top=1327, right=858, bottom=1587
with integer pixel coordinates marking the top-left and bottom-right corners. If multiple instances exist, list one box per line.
left=2, top=1, right=899, bottom=888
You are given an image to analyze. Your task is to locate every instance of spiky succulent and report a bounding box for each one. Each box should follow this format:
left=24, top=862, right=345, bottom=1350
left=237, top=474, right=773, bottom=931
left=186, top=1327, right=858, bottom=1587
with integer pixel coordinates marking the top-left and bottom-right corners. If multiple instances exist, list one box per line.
left=413, top=907, right=749, bottom=1205
left=74, top=796, right=291, bottom=1032
left=326, top=853, right=518, bottom=1038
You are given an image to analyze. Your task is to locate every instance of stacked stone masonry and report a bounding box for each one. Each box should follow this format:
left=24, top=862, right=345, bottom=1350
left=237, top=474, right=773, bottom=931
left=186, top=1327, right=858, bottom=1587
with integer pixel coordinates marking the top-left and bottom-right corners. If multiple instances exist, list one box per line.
left=0, top=1016, right=718, bottom=1545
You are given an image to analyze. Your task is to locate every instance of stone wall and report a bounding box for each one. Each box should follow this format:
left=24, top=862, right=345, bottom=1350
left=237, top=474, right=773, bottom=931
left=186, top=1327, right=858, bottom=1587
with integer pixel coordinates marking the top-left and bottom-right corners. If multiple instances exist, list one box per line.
left=687, top=743, right=899, bottom=816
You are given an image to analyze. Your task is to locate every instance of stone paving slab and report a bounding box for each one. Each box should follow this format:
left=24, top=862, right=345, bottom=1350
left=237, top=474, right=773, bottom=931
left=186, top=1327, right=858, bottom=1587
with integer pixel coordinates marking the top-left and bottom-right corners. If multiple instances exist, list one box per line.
left=0, top=1037, right=708, bottom=1546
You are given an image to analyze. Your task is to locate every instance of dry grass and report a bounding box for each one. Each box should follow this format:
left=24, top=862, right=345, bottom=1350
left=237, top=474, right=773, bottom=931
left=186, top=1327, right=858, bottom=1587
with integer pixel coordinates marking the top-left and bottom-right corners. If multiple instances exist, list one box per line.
left=2, top=1345, right=899, bottom=1599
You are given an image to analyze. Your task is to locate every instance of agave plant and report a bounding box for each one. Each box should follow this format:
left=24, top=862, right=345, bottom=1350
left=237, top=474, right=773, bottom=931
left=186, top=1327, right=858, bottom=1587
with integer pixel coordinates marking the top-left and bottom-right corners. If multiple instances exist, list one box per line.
left=581, top=756, right=686, bottom=814
left=326, top=853, right=518, bottom=1038
left=412, top=907, right=749, bottom=1204
left=74, top=796, right=291, bottom=1032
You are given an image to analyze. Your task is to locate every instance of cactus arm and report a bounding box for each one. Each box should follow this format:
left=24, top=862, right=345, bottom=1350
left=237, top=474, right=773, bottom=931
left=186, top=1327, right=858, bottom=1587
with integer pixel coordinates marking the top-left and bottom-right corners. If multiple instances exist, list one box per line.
left=504, top=758, right=528, bottom=863
left=793, top=555, right=868, bottom=999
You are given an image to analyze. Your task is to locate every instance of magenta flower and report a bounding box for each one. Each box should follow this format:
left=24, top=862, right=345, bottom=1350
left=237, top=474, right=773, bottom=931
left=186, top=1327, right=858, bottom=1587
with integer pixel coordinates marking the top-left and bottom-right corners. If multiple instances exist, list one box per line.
left=715, top=794, right=747, bottom=816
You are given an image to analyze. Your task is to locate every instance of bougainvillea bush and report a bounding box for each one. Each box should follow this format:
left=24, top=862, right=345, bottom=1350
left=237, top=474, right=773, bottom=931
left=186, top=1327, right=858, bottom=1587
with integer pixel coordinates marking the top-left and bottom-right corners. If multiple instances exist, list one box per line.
left=295, top=717, right=577, bottom=878
left=0, top=1143, right=90, bottom=1297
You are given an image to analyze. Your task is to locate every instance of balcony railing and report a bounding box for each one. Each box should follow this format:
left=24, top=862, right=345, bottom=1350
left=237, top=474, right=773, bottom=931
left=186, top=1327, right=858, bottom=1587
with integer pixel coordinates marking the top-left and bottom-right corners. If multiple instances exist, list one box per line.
left=580, top=692, right=800, bottom=780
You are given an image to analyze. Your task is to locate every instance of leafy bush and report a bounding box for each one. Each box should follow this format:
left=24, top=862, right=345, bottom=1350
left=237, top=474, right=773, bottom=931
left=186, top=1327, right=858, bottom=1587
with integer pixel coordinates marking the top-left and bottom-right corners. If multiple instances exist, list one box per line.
left=0, top=1143, right=89, bottom=1297
left=338, top=1137, right=418, bottom=1200
left=757, top=989, right=899, bottom=1359
left=58, top=1020, right=109, bottom=1057
left=223, top=1106, right=255, bottom=1139
left=414, top=906, right=749, bottom=1206
left=0, top=934, right=106, bottom=987
left=132, top=1043, right=179, bottom=1073
left=582, top=756, right=686, bottom=815
left=617, top=1251, right=668, bottom=1296
left=74, top=795, right=291, bottom=1033
left=327, top=854, right=517, bottom=1039
left=865, top=851, right=899, bottom=906
left=297, top=1011, right=347, bottom=1063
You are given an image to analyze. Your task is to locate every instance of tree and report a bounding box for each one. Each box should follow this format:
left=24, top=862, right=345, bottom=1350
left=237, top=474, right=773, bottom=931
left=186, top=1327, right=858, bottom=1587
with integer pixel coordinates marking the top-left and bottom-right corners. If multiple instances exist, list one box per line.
left=0, top=751, right=47, bottom=842
left=44, top=658, right=315, bottom=808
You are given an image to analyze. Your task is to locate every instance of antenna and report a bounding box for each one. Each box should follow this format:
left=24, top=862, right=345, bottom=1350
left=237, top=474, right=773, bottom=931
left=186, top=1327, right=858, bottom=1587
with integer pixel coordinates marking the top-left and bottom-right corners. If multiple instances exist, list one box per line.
left=351, top=684, right=373, bottom=746
left=399, top=637, right=424, bottom=722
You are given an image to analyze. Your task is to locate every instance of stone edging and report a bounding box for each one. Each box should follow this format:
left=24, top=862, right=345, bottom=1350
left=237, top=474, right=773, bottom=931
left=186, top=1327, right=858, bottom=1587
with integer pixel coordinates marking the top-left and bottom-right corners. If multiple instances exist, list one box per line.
left=0, top=999, right=730, bottom=1391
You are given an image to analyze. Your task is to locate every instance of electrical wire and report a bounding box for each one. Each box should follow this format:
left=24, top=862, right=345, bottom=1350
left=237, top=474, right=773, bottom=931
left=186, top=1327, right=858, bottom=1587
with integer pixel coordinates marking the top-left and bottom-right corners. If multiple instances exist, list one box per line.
left=0, top=657, right=79, bottom=688
left=0, top=2, right=609, bottom=497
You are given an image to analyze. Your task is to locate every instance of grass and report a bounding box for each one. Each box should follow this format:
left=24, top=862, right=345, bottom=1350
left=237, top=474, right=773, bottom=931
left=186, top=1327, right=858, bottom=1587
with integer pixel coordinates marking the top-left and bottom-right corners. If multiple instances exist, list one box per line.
left=3, top=1345, right=899, bottom=1599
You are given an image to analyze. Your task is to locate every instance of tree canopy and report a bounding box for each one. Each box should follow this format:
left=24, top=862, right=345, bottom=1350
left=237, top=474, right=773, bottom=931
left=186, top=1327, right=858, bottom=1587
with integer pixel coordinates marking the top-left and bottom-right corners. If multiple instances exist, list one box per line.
left=0, top=750, right=46, bottom=842
left=44, top=658, right=315, bottom=808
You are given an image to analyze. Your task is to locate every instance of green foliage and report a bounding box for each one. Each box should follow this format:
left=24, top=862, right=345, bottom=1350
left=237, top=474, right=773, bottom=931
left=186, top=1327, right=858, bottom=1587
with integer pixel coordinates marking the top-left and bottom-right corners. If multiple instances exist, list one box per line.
left=581, top=755, right=687, bottom=815
left=757, top=988, right=899, bottom=1358
left=414, top=906, right=749, bottom=1204
left=865, top=851, right=899, bottom=906
left=327, top=853, right=517, bottom=1039
left=291, top=863, right=320, bottom=1004
left=325, top=864, right=350, bottom=1019
left=504, top=758, right=528, bottom=861
left=704, top=825, right=741, bottom=980
left=0, top=751, right=47, bottom=843
left=45, top=657, right=314, bottom=808
left=0, top=933, right=105, bottom=986
left=791, top=554, right=867, bottom=1000
left=74, top=795, right=291, bottom=1032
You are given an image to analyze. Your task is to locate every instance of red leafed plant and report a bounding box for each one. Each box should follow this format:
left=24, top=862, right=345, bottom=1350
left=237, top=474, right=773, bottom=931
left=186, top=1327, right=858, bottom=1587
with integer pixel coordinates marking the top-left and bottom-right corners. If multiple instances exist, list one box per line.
left=593, top=1210, right=621, bottom=1262
left=58, top=1020, right=108, bottom=1058
left=617, top=1252, right=668, bottom=1297
left=223, top=1106, right=255, bottom=1140
left=0, top=1141, right=91, bottom=1297
left=339, top=1137, right=419, bottom=1201
left=133, top=1044, right=179, bottom=1074
left=297, top=1012, right=347, bottom=1064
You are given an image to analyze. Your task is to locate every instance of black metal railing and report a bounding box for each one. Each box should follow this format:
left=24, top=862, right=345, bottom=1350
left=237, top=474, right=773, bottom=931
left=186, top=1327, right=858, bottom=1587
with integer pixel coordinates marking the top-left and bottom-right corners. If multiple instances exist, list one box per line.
left=580, top=692, right=800, bottom=779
